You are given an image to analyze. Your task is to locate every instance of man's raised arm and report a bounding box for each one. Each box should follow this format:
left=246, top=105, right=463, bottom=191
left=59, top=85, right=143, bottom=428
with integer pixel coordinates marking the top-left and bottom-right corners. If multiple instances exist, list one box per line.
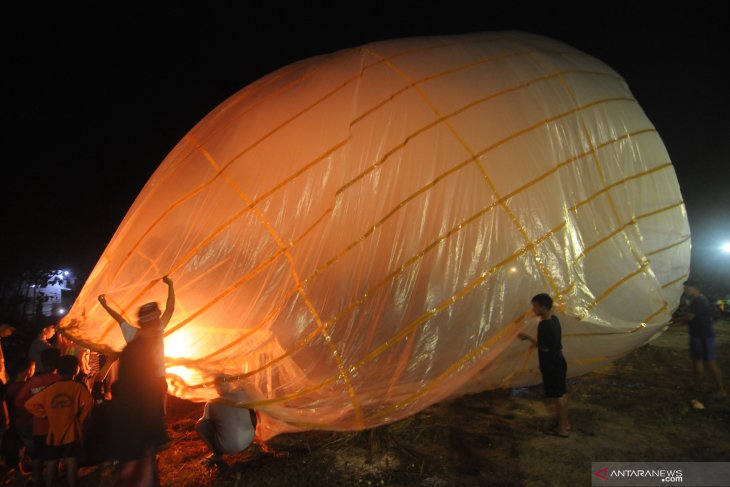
left=160, top=275, right=175, bottom=328
left=98, top=295, right=125, bottom=325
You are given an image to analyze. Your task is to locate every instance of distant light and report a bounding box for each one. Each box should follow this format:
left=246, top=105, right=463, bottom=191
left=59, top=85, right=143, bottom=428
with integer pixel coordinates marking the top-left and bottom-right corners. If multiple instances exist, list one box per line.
left=63, top=270, right=69, bottom=276
left=509, top=267, right=518, bottom=273
left=58, top=308, right=66, bottom=315
left=722, top=242, right=730, bottom=254
left=30, top=284, right=35, bottom=288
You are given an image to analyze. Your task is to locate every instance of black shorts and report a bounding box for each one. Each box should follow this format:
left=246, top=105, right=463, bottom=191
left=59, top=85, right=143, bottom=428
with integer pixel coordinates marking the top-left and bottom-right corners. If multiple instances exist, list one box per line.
left=44, top=441, right=82, bottom=460
left=32, top=434, right=48, bottom=459
left=540, top=357, right=567, bottom=398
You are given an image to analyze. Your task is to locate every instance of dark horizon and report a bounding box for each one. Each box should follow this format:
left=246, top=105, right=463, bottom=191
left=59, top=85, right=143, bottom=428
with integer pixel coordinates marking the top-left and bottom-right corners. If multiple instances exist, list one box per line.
left=2, top=5, right=728, bottom=296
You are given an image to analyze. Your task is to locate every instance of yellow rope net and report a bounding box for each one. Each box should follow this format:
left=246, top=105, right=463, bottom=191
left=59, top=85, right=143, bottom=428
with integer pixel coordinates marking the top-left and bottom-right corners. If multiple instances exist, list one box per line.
left=60, top=32, right=689, bottom=440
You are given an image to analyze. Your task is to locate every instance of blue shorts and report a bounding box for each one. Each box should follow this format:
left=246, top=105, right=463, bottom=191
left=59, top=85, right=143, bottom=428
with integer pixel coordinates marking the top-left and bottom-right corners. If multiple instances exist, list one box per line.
left=689, top=336, right=716, bottom=361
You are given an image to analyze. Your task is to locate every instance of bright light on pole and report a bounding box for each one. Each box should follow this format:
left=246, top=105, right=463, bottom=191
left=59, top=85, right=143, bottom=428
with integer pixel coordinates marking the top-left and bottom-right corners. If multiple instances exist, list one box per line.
left=722, top=242, right=730, bottom=254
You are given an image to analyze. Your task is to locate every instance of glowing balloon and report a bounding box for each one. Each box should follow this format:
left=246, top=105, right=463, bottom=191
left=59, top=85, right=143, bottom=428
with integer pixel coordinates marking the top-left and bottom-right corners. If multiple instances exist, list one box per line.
left=61, top=32, right=689, bottom=439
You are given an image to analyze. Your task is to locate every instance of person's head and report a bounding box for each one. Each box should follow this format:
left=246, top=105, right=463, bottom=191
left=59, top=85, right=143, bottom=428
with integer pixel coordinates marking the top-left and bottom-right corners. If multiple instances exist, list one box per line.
left=39, top=325, right=56, bottom=341
left=12, top=358, right=35, bottom=381
left=77, top=348, right=91, bottom=373
left=683, top=280, right=701, bottom=297
left=56, top=355, right=80, bottom=379
left=137, top=302, right=161, bottom=329
left=0, top=324, right=15, bottom=338
left=531, top=293, right=553, bottom=318
left=213, top=374, right=236, bottom=396
left=40, top=347, right=61, bottom=373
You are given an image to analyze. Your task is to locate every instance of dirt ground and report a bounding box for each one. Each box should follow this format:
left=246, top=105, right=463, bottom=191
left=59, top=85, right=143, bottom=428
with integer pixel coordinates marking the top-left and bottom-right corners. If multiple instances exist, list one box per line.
left=4, top=320, right=729, bottom=486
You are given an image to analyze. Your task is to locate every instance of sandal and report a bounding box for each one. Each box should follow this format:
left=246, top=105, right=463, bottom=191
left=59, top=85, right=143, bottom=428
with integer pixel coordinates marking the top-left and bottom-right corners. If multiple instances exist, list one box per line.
left=543, top=428, right=570, bottom=438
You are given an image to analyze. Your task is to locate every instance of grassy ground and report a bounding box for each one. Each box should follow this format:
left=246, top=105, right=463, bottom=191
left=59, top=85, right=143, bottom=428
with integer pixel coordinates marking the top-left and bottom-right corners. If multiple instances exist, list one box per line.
left=5, top=320, right=729, bottom=486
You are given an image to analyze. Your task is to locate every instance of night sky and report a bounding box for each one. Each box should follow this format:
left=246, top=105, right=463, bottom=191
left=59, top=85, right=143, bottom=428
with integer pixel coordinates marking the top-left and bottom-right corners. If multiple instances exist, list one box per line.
left=2, top=4, right=728, bottom=294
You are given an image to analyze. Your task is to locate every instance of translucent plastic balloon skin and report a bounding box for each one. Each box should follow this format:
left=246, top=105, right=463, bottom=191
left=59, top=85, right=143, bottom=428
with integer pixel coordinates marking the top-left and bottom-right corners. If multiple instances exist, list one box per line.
left=61, top=32, right=689, bottom=439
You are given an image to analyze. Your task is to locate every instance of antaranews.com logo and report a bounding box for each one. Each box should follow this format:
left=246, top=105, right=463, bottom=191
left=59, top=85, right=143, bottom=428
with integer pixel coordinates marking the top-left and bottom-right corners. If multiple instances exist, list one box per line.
left=593, top=466, right=683, bottom=482
left=591, top=462, right=730, bottom=487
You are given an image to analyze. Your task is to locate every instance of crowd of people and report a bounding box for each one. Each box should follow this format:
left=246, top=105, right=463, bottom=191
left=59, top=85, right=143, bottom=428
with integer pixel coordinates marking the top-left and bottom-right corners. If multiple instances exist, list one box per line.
left=0, top=276, right=724, bottom=484
left=0, top=277, right=257, bottom=486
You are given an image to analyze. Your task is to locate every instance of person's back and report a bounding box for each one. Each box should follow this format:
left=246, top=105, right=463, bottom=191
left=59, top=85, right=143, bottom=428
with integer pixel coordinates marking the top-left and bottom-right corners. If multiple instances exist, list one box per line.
left=27, top=379, right=93, bottom=446
left=25, top=355, right=93, bottom=487
left=99, top=277, right=175, bottom=487
left=196, top=376, right=256, bottom=465
left=109, top=321, right=170, bottom=464
left=688, top=294, right=714, bottom=338
left=207, top=397, right=255, bottom=454
left=537, top=315, right=563, bottom=367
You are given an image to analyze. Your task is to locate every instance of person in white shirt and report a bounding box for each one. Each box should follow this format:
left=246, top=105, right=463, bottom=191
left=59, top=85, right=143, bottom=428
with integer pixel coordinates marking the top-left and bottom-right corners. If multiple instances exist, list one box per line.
left=196, top=374, right=256, bottom=467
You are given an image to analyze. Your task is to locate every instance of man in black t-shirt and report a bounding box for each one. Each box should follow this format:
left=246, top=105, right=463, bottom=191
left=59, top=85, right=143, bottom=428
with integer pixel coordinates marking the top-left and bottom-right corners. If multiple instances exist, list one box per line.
left=519, top=293, right=570, bottom=437
left=674, top=280, right=726, bottom=396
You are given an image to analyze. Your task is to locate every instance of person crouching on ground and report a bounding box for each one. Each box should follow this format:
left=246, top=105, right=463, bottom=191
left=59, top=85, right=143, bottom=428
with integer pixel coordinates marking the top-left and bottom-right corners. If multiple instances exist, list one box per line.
left=196, top=374, right=257, bottom=467
left=25, top=355, right=93, bottom=487
left=518, top=293, right=570, bottom=438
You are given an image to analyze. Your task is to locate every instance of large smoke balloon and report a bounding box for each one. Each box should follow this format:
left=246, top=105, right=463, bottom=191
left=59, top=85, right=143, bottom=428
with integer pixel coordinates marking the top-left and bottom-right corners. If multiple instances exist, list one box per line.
left=61, top=32, right=690, bottom=439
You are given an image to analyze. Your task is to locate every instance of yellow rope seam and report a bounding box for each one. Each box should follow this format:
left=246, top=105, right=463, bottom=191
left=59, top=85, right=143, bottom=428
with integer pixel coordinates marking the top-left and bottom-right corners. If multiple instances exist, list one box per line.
left=363, top=46, right=567, bottom=295
left=641, top=304, right=670, bottom=324
left=108, top=70, right=627, bottom=316
left=365, top=281, right=576, bottom=422
left=338, top=68, right=622, bottom=195
left=661, top=273, right=689, bottom=290
left=568, top=160, right=669, bottom=212
left=193, top=169, right=683, bottom=388
left=191, top=139, right=364, bottom=428
left=222, top=222, right=571, bottom=409
left=526, top=52, right=651, bottom=279
left=645, top=235, right=690, bottom=258
left=166, top=132, right=670, bottom=370
left=574, top=200, right=684, bottom=264
left=580, top=261, right=650, bottom=319
left=524, top=54, right=685, bottom=332
left=113, top=66, right=622, bottom=297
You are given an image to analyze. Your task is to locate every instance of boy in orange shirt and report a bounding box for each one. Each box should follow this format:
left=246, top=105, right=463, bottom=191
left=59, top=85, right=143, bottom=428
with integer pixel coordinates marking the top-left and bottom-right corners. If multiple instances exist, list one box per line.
left=26, top=355, right=93, bottom=487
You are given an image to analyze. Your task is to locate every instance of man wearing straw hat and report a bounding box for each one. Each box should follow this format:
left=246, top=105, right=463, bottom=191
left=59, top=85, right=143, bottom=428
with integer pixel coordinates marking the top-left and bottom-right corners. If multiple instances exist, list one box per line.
left=98, top=276, right=175, bottom=485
